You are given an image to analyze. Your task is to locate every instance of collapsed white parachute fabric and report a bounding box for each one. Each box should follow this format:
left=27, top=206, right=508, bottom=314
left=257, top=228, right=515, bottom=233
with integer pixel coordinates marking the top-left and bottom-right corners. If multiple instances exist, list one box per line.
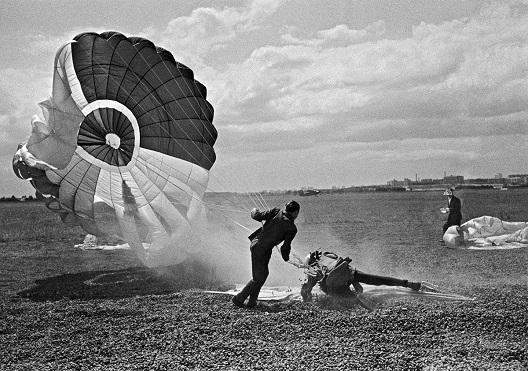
left=444, top=216, right=528, bottom=249
left=205, top=285, right=474, bottom=309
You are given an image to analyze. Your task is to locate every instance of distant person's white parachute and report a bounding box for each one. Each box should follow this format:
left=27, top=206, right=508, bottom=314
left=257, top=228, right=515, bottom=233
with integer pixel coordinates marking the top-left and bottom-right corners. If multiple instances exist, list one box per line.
left=443, top=216, right=528, bottom=249
left=12, top=32, right=217, bottom=265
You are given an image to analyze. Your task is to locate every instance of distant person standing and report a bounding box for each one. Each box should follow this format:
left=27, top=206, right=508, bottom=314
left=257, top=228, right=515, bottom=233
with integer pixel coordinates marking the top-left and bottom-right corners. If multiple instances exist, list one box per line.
left=232, top=201, right=299, bottom=309
left=441, top=188, right=462, bottom=234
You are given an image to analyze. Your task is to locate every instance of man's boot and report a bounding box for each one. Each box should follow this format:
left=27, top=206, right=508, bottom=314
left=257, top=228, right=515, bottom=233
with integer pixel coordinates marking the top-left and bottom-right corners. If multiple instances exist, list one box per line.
left=233, top=281, right=254, bottom=307
left=246, top=282, right=263, bottom=308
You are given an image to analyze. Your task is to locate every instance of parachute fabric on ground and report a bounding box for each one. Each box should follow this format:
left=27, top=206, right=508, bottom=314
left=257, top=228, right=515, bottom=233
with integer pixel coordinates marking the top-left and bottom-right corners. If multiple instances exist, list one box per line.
left=443, top=216, right=528, bottom=249
left=205, top=285, right=475, bottom=308
left=12, top=31, right=217, bottom=266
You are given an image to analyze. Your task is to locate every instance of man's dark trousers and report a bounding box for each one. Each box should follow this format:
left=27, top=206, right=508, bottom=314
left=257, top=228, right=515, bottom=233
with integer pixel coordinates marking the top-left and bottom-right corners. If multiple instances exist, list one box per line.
left=443, top=214, right=462, bottom=233
left=235, top=246, right=272, bottom=306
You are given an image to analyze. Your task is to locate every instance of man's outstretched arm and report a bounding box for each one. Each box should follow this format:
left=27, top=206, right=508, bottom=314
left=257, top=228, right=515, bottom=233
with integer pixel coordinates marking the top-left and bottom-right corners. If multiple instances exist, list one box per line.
left=251, top=207, right=280, bottom=222
left=279, top=228, right=297, bottom=262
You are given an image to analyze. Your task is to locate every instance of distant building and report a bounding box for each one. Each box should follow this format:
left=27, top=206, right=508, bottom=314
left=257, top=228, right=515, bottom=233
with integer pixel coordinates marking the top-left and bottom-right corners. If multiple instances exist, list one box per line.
left=387, top=179, right=405, bottom=187
left=495, top=173, right=503, bottom=179
left=507, top=174, right=528, bottom=185
left=444, top=175, right=464, bottom=184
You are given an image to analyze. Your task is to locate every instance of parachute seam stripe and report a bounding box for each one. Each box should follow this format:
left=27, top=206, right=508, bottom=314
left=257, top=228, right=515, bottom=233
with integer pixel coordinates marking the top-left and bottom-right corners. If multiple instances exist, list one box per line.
left=138, top=118, right=212, bottom=134
left=133, top=156, right=246, bottom=214
left=60, top=160, right=94, bottom=218
left=152, top=58, right=218, bottom=177
left=116, top=44, right=216, bottom=164
left=130, top=157, right=167, bottom=208
left=133, top=95, right=207, bottom=119
left=148, top=63, right=212, bottom=168
left=128, top=74, right=193, bottom=112
left=127, top=169, right=164, bottom=233
left=113, top=37, right=136, bottom=104
left=108, top=47, right=216, bottom=170
left=134, top=156, right=206, bottom=209
left=105, top=37, right=120, bottom=103
left=48, top=155, right=85, bottom=182
left=140, top=135, right=211, bottom=143
left=90, top=36, right=98, bottom=102
left=121, top=48, right=169, bottom=111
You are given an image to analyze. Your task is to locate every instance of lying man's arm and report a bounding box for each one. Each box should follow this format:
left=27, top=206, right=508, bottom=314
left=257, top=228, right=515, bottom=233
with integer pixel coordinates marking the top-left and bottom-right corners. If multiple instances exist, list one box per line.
left=300, top=272, right=322, bottom=302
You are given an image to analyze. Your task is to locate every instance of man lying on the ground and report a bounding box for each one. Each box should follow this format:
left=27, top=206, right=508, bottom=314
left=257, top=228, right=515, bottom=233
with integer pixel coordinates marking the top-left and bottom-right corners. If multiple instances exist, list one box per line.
left=300, top=251, right=428, bottom=309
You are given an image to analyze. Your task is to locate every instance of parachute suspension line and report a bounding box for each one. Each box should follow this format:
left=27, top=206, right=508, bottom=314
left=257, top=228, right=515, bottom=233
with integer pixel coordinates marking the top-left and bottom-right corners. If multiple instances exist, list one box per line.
left=112, top=46, right=264, bottom=211
left=256, top=192, right=270, bottom=209
left=230, top=218, right=252, bottom=232
left=247, top=192, right=265, bottom=210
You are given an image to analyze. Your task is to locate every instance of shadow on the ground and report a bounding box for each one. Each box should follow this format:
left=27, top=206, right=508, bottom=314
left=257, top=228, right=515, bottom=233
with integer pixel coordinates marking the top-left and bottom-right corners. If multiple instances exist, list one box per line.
left=18, top=260, right=226, bottom=301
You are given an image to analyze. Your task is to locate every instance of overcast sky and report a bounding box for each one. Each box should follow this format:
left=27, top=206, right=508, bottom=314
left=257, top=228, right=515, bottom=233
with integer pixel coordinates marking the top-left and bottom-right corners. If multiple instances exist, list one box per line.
left=1, top=0, right=527, bottom=195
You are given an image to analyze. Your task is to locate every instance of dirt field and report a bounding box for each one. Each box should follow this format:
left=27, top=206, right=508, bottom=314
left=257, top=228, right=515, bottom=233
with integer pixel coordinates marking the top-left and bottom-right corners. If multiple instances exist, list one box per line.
left=1, top=199, right=527, bottom=370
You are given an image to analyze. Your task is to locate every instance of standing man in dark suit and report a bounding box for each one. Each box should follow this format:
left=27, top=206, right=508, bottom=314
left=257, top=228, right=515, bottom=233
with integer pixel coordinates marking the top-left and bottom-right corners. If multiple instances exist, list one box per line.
left=441, top=188, right=462, bottom=234
left=232, top=201, right=299, bottom=309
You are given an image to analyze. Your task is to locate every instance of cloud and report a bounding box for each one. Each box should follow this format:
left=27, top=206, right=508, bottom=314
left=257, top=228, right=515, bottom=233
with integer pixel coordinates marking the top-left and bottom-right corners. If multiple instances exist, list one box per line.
left=145, top=0, right=287, bottom=67
left=206, top=0, right=528, bottom=160
left=281, top=20, right=386, bottom=47
left=0, top=68, right=51, bottom=156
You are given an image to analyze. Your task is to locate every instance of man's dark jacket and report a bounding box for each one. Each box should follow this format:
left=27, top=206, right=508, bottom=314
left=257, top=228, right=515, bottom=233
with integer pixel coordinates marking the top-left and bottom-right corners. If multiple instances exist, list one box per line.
left=248, top=207, right=297, bottom=261
left=447, top=196, right=462, bottom=221
left=443, top=195, right=462, bottom=233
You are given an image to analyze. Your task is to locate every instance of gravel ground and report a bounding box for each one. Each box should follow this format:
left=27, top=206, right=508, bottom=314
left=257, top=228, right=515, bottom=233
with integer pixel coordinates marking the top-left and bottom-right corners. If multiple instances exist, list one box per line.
left=1, top=283, right=527, bottom=370
left=1, top=202, right=527, bottom=370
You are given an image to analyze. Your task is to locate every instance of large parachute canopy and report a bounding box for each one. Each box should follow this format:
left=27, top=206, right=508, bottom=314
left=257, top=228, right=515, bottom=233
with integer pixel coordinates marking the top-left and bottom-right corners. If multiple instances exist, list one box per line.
left=13, top=31, right=217, bottom=265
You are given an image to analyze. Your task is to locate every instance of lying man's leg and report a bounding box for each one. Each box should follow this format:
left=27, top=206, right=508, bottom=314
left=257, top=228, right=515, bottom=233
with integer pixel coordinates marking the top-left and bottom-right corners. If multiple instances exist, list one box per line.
left=353, top=270, right=421, bottom=291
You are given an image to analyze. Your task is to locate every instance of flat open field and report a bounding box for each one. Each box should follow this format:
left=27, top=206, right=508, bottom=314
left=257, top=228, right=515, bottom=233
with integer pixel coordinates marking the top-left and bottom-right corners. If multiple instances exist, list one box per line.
left=1, top=189, right=527, bottom=370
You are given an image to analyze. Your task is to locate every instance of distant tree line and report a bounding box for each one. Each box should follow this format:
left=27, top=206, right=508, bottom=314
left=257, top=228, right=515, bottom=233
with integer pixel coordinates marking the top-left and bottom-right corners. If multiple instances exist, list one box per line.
left=0, top=192, right=46, bottom=203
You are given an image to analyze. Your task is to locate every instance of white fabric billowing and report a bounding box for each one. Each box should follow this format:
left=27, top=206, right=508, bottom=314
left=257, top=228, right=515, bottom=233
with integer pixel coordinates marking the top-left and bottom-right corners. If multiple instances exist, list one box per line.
left=88, top=151, right=208, bottom=265
left=26, top=43, right=84, bottom=169
left=139, top=148, right=209, bottom=197
left=444, top=216, right=528, bottom=249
